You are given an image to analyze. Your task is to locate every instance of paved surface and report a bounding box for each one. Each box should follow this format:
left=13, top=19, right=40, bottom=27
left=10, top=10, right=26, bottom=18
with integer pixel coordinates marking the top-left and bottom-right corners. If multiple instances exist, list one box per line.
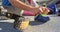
left=0, top=15, right=60, bottom=32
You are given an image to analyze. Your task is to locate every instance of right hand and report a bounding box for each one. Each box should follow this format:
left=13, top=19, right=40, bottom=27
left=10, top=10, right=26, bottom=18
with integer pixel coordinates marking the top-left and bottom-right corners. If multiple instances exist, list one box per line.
left=31, top=7, right=42, bottom=15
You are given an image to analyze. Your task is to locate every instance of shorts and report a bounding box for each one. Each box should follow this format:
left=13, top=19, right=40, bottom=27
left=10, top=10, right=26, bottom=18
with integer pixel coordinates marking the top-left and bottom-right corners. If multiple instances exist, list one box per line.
left=3, top=6, right=22, bottom=16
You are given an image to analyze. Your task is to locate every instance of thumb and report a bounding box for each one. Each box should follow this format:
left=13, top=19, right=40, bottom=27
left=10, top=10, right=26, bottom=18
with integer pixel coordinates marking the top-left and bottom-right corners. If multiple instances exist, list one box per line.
left=39, top=8, right=43, bottom=13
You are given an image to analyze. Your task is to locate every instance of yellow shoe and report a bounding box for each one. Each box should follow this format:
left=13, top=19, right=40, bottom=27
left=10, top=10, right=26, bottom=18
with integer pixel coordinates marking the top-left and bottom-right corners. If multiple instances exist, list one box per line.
left=15, top=18, right=29, bottom=30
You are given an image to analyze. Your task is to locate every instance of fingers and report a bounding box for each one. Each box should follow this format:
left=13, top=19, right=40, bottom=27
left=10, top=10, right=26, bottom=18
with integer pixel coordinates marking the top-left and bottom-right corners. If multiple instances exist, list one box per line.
left=30, top=7, right=41, bottom=15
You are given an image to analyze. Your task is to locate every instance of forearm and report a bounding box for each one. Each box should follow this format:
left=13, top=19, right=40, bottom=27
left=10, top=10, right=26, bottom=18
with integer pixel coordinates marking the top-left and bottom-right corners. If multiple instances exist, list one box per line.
left=9, top=0, right=34, bottom=11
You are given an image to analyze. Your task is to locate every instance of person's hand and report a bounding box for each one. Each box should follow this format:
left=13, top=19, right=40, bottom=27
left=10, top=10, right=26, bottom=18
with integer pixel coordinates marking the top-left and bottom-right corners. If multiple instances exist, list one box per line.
left=31, top=7, right=42, bottom=15
left=39, top=7, right=49, bottom=15
left=31, top=7, right=49, bottom=15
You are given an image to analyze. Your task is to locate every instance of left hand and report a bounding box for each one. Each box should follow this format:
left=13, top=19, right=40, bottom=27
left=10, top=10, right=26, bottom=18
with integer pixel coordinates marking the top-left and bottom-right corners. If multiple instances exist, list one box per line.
left=39, top=7, right=49, bottom=15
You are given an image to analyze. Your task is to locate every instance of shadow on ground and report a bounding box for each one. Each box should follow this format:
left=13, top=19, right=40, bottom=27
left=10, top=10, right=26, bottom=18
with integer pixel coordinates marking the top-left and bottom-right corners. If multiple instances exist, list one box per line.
left=29, top=21, right=46, bottom=26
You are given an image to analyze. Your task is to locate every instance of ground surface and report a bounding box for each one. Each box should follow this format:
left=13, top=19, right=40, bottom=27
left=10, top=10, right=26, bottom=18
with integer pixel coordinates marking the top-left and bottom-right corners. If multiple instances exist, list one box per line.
left=0, top=15, right=60, bottom=32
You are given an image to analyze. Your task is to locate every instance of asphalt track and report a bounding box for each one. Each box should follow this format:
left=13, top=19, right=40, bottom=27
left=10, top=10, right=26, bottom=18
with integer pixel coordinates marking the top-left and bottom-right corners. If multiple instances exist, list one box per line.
left=0, top=15, right=60, bottom=32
